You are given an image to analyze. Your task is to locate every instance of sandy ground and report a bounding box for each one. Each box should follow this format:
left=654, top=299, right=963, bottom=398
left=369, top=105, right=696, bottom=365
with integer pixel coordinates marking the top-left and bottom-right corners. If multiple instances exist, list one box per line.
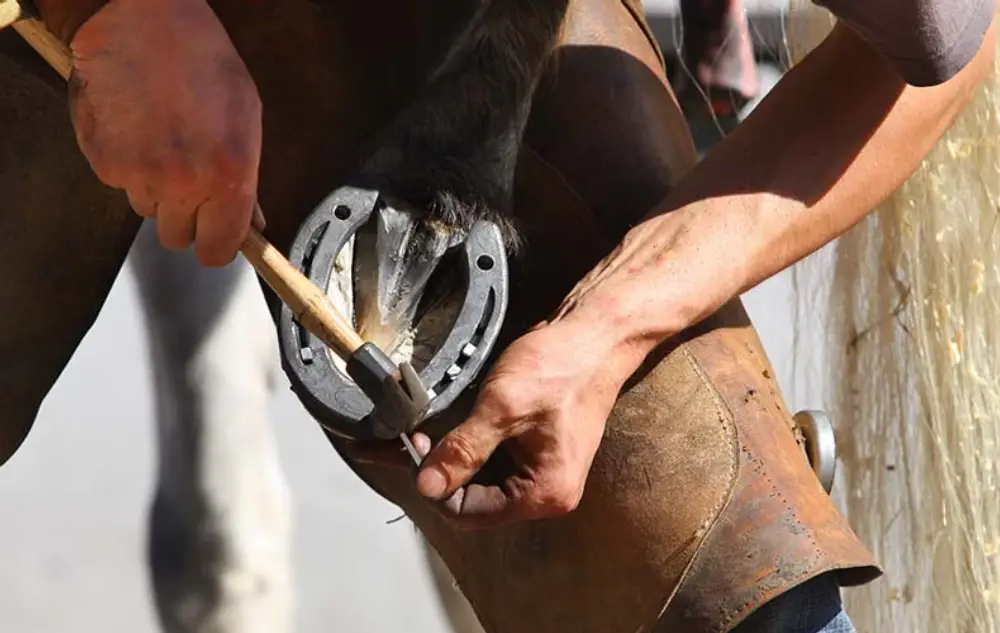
left=0, top=19, right=833, bottom=633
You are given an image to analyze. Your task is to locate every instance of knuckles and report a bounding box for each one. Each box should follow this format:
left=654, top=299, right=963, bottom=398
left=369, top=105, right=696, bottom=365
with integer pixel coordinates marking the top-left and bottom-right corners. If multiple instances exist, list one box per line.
left=507, top=468, right=585, bottom=521
left=478, top=382, right=526, bottom=423
left=532, top=473, right=584, bottom=517
left=158, top=154, right=202, bottom=191
left=439, top=432, right=484, bottom=475
left=119, top=137, right=258, bottom=194
left=81, top=136, right=258, bottom=203
left=70, top=68, right=261, bottom=200
left=544, top=492, right=582, bottom=517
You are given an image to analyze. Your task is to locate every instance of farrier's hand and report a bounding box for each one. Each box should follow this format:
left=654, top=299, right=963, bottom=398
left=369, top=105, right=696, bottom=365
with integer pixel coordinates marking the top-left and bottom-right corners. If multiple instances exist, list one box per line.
left=346, top=208, right=721, bottom=527
left=68, top=0, right=263, bottom=266
left=411, top=315, right=640, bottom=528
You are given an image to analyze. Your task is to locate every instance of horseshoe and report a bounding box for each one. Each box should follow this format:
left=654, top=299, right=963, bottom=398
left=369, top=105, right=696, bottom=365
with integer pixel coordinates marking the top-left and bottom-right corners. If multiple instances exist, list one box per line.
left=278, top=186, right=509, bottom=441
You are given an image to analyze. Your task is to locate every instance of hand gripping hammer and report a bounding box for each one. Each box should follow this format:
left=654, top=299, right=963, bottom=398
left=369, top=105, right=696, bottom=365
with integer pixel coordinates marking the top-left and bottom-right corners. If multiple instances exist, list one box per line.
left=9, top=17, right=433, bottom=464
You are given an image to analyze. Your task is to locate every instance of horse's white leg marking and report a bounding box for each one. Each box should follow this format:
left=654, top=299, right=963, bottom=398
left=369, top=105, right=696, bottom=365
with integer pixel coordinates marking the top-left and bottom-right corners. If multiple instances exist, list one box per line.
left=423, top=539, right=487, bottom=633
left=127, top=222, right=485, bottom=633
left=128, top=220, right=293, bottom=633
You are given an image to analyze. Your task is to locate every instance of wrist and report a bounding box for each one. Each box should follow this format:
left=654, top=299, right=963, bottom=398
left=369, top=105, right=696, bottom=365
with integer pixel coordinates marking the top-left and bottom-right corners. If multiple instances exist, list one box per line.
left=60, top=0, right=209, bottom=50
left=552, top=204, right=754, bottom=372
left=548, top=268, right=682, bottom=383
left=34, top=0, right=110, bottom=44
left=545, top=302, right=651, bottom=389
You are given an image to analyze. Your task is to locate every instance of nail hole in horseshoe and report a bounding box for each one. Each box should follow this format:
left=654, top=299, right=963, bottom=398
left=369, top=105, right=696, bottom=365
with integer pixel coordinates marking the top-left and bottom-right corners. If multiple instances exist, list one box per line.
left=334, top=205, right=351, bottom=221
left=476, top=255, right=495, bottom=271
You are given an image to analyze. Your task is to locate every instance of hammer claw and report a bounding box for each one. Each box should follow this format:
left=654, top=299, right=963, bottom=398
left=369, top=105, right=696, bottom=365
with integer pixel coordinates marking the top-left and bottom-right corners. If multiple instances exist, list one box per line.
left=400, top=361, right=433, bottom=411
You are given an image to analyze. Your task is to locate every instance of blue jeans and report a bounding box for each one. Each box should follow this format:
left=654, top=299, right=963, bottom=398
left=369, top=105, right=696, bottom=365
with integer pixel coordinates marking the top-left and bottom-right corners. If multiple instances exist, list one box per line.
left=731, top=572, right=856, bottom=633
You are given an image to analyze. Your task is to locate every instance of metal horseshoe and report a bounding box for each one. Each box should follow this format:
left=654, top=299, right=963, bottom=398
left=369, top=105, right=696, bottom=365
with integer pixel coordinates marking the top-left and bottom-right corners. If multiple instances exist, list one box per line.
left=277, top=186, right=509, bottom=442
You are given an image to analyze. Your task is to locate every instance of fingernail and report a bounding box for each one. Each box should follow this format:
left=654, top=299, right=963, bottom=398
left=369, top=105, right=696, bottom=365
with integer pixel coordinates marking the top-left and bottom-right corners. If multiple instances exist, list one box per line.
left=417, top=467, right=448, bottom=500
left=412, top=433, right=432, bottom=456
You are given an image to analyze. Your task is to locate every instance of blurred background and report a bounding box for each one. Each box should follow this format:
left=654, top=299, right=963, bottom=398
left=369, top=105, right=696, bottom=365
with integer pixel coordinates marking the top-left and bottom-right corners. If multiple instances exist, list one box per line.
left=1, top=1, right=841, bottom=631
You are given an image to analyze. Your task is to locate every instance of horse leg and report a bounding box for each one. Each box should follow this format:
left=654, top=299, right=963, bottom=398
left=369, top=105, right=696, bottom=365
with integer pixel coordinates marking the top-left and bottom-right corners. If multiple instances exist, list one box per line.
left=0, top=30, right=139, bottom=466
left=423, top=539, right=485, bottom=633
left=331, top=0, right=575, bottom=351
left=128, top=220, right=293, bottom=633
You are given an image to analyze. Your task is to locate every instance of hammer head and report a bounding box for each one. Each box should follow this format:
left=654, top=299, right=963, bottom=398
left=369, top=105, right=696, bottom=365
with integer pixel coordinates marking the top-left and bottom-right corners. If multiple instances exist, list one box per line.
left=345, top=342, right=433, bottom=439
left=277, top=186, right=508, bottom=442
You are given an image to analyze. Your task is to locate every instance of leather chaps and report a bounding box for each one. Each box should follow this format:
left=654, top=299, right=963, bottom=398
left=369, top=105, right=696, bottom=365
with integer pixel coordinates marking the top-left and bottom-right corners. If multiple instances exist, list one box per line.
left=0, top=1, right=880, bottom=631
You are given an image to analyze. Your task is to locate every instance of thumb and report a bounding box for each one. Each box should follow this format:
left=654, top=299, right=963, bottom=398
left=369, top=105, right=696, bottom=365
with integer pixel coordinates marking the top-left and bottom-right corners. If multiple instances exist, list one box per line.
left=416, top=410, right=508, bottom=501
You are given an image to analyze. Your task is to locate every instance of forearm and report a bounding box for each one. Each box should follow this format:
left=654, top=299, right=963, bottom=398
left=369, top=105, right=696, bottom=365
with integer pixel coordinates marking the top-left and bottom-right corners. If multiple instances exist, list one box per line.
left=666, top=19, right=995, bottom=288
left=33, top=0, right=212, bottom=45
left=563, top=16, right=996, bottom=366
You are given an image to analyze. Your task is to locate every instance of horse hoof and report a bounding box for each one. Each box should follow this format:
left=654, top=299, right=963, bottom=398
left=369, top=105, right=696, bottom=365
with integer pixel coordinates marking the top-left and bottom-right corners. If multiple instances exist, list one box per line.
left=277, top=185, right=509, bottom=441
left=793, top=409, right=837, bottom=495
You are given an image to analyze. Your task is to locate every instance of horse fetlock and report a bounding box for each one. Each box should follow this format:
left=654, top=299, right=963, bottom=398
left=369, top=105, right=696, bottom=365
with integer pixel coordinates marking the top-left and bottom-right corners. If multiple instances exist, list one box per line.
left=322, top=0, right=572, bottom=399
left=356, top=88, right=523, bottom=250
left=353, top=0, right=572, bottom=250
left=148, top=493, right=292, bottom=633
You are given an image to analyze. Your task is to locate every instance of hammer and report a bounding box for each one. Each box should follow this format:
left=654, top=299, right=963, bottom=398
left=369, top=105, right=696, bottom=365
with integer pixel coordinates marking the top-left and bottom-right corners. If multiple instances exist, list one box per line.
left=10, top=18, right=431, bottom=462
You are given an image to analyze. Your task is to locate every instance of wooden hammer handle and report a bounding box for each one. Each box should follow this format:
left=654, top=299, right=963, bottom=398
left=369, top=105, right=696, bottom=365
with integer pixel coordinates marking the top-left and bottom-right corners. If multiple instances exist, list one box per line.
left=242, top=222, right=364, bottom=357
left=12, top=18, right=366, bottom=359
